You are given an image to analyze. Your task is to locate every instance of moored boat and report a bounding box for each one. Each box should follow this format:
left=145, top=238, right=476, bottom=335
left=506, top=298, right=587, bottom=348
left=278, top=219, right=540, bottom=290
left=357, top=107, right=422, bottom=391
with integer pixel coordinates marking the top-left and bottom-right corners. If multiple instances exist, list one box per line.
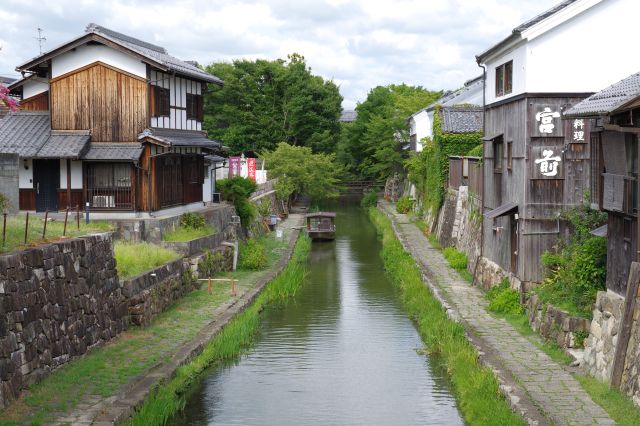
left=305, top=212, right=336, bottom=241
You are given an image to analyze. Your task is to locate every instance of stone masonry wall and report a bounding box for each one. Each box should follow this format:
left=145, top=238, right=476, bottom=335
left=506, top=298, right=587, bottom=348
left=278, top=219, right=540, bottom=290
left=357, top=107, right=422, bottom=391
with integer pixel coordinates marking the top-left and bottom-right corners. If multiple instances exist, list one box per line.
left=583, top=291, right=624, bottom=383
left=527, top=294, right=590, bottom=350
left=0, top=233, right=128, bottom=409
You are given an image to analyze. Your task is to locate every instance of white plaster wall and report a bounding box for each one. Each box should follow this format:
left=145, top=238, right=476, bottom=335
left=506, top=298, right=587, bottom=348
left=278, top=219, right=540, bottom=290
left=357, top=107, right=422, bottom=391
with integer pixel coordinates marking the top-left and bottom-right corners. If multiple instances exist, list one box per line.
left=484, top=43, right=527, bottom=105
left=51, top=44, right=146, bottom=78
left=150, top=70, right=203, bottom=131
left=23, top=79, right=49, bottom=99
left=59, top=160, right=83, bottom=189
left=19, top=159, right=33, bottom=189
left=203, top=164, right=213, bottom=203
left=526, top=0, right=640, bottom=94
left=409, top=110, right=433, bottom=152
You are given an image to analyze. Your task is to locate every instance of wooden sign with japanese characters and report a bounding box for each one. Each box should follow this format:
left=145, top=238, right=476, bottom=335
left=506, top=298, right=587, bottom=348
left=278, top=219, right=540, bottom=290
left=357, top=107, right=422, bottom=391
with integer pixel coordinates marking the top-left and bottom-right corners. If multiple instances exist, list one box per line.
left=531, top=102, right=564, bottom=138
left=564, top=118, right=590, bottom=144
left=531, top=145, right=564, bottom=179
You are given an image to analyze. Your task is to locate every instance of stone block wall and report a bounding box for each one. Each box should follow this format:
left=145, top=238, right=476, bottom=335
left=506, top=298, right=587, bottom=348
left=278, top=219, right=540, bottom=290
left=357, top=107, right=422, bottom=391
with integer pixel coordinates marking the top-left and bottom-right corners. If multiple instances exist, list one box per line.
left=583, top=291, right=624, bottom=383
left=527, top=294, right=590, bottom=350
left=122, top=258, right=196, bottom=327
left=0, top=233, right=128, bottom=409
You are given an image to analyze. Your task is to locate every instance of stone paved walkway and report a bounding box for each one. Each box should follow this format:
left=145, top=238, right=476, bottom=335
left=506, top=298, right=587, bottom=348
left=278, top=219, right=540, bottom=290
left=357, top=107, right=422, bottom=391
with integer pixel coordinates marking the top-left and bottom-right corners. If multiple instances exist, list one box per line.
left=380, top=201, right=614, bottom=426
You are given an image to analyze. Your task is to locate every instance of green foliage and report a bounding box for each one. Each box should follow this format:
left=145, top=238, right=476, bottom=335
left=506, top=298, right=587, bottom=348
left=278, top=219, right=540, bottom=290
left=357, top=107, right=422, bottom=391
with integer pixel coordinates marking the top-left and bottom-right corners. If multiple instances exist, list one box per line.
left=443, top=247, right=468, bottom=270
left=395, top=196, right=413, bottom=214
left=337, top=84, right=441, bottom=180
left=487, top=279, right=523, bottom=315
left=203, top=54, right=342, bottom=155
left=128, top=236, right=311, bottom=426
left=262, top=142, right=342, bottom=202
left=179, top=213, right=207, bottom=230
left=360, top=190, right=378, bottom=208
left=368, top=209, right=526, bottom=426
left=537, top=204, right=608, bottom=318
left=239, top=239, right=267, bottom=270
left=256, top=199, right=272, bottom=218
left=114, top=242, right=180, bottom=279
left=199, top=249, right=225, bottom=278
left=217, top=177, right=258, bottom=227
left=466, top=144, right=483, bottom=157
left=574, top=330, right=589, bottom=348
left=0, top=192, right=9, bottom=212
left=162, top=225, right=215, bottom=242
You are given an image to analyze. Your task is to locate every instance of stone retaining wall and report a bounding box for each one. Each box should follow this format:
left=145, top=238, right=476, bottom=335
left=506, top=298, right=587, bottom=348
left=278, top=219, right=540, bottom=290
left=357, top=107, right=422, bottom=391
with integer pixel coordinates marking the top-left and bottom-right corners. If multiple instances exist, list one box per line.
left=583, top=291, right=624, bottom=383
left=527, top=294, right=590, bottom=350
left=0, top=233, right=128, bottom=409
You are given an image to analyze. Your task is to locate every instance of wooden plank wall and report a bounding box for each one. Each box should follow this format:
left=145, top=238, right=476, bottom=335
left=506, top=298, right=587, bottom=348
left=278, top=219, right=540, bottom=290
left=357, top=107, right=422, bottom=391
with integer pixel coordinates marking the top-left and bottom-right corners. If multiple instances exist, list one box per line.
left=19, top=189, right=35, bottom=211
left=57, top=190, right=84, bottom=210
left=483, top=98, right=528, bottom=275
left=50, top=62, right=148, bottom=142
left=21, top=92, right=49, bottom=111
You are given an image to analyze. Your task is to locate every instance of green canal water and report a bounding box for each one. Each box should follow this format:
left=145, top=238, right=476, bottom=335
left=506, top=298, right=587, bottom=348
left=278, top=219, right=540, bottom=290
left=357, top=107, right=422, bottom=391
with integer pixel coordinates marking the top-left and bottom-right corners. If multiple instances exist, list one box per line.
left=171, top=204, right=463, bottom=425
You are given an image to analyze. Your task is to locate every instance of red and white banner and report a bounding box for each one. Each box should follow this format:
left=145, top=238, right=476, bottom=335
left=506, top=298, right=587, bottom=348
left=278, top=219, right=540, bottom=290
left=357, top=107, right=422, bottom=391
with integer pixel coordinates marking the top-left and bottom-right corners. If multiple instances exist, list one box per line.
left=228, top=156, right=241, bottom=177
left=248, top=158, right=256, bottom=181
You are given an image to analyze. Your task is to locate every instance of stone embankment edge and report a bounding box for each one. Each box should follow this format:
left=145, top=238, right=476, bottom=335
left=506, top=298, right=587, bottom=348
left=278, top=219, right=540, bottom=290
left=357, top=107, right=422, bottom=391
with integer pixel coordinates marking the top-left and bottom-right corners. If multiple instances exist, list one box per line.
left=378, top=204, right=549, bottom=426
left=92, top=220, right=303, bottom=425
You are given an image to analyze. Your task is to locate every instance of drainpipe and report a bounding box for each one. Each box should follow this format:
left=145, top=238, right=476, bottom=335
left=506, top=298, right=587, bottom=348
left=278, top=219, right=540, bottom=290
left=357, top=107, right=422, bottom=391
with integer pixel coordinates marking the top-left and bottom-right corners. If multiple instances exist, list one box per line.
left=222, top=241, right=238, bottom=271
left=473, top=59, right=487, bottom=287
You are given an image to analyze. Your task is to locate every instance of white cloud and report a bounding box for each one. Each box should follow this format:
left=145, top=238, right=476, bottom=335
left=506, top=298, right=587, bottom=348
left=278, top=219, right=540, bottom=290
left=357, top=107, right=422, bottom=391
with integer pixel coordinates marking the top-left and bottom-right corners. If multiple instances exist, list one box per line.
left=0, top=0, right=559, bottom=108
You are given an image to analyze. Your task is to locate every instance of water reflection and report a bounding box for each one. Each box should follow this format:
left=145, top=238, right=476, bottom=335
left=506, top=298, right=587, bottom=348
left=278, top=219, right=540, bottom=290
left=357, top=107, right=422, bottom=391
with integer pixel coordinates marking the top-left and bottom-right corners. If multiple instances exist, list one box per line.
left=172, top=205, right=463, bottom=425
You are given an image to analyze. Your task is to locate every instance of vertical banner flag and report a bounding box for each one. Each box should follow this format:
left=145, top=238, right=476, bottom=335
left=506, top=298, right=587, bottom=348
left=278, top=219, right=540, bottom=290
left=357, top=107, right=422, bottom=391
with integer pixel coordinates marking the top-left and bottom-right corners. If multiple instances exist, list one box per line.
left=228, top=157, right=241, bottom=177
left=248, top=158, right=256, bottom=181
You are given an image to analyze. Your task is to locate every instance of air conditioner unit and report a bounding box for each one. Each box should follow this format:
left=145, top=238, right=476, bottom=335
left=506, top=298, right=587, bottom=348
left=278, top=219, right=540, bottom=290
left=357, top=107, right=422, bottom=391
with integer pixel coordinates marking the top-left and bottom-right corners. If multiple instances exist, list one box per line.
left=93, top=195, right=115, bottom=208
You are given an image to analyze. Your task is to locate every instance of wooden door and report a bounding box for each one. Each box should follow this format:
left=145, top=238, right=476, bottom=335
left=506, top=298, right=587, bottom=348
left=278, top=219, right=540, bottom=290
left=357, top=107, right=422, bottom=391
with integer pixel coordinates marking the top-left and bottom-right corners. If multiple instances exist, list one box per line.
left=33, top=159, right=59, bottom=212
left=510, top=214, right=518, bottom=273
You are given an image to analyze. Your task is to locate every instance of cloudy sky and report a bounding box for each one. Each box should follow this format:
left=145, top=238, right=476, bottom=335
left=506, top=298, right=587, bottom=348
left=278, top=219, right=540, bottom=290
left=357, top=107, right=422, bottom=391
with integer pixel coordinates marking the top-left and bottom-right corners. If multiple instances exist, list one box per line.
left=0, top=0, right=559, bottom=109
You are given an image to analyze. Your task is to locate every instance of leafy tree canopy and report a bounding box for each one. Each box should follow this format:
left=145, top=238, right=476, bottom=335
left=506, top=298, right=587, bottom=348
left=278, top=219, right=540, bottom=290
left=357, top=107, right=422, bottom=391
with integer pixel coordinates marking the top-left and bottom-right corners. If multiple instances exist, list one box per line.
left=337, top=84, right=441, bottom=181
left=204, top=54, right=343, bottom=156
left=262, top=142, right=342, bottom=202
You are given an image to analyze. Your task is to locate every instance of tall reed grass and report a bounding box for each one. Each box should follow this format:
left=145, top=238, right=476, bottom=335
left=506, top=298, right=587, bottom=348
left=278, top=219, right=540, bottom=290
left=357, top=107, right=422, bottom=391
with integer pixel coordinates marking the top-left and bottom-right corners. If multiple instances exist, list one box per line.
left=369, top=209, right=525, bottom=425
left=128, top=234, right=310, bottom=425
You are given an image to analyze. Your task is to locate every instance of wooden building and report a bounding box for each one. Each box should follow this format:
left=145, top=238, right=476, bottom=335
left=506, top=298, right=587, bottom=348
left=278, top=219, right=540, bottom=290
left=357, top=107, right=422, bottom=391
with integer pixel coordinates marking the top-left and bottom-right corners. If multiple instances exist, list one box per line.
left=0, top=23, right=224, bottom=213
left=476, top=0, right=640, bottom=286
left=564, top=72, right=640, bottom=295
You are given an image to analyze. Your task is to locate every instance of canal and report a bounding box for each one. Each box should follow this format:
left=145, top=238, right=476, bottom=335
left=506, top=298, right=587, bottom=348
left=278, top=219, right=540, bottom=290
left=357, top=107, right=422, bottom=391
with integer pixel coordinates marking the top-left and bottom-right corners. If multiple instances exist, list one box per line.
left=172, top=205, right=463, bottom=425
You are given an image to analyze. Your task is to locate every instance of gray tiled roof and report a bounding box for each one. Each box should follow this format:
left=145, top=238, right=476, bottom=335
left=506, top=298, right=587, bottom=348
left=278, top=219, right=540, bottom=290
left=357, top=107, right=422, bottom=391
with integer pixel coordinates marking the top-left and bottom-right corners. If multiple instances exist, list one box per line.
left=0, top=112, right=50, bottom=156
left=340, top=110, right=357, bottom=122
left=563, top=72, right=640, bottom=118
left=86, top=24, right=222, bottom=85
left=139, top=128, right=222, bottom=150
left=439, top=106, right=483, bottom=134
left=0, top=112, right=92, bottom=159
left=81, top=143, right=144, bottom=161
left=37, top=133, right=90, bottom=159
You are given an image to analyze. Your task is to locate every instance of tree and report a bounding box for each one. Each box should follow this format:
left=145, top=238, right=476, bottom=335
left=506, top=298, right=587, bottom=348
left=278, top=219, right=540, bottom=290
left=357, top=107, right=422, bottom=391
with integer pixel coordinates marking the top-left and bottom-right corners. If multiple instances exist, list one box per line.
left=203, top=55, right=343, bottom=156
left=337, top=84, right=441, bottom=181
left=0, top=84, right=18, bottom=112
left=262, top=142, right=342, bottom=202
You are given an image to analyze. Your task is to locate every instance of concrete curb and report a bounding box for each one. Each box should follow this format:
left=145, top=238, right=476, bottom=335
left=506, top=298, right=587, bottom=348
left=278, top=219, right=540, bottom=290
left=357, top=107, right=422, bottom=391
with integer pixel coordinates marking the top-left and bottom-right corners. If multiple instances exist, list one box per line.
left=378, top=203, right=549, bottom=426
left=89, top=218, right=304, bottom=425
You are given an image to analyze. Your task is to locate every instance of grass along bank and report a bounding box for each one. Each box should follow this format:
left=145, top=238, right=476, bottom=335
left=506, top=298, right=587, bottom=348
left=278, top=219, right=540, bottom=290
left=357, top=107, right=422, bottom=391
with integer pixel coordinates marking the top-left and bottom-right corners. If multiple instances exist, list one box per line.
left=128, top=235, right=311, bottom=425
left=0, top=215, right=111, bottom=253
left=114, top=241, right=181, bottom=279
left=369, top=208, right=525, bottom=425
left=0, top=231, right=295, bottom=426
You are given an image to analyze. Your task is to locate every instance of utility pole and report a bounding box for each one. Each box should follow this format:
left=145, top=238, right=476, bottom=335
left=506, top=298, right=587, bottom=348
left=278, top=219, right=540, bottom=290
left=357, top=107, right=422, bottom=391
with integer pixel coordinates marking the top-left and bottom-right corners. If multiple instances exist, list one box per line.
left=35, top=27, right=46, bottom=55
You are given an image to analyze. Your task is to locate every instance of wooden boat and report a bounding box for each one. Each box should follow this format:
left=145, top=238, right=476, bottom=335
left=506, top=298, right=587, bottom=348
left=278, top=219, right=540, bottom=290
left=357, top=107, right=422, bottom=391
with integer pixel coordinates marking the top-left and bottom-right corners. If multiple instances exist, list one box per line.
left=305, top=212, right=336, bottom=241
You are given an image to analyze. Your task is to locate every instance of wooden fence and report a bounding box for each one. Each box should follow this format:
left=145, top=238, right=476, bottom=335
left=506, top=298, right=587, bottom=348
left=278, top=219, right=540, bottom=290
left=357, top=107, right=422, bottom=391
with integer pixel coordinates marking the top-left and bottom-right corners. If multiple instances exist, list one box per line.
left=448, top=156, right=483, bottom=199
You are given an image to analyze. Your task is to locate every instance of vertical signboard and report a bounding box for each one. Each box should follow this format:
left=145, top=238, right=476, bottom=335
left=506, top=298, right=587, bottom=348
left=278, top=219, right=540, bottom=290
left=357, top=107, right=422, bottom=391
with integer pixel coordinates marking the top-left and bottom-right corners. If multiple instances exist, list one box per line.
left=248, top=158, right=256, bottom=181
left=228, top=157, right=241, bottom=177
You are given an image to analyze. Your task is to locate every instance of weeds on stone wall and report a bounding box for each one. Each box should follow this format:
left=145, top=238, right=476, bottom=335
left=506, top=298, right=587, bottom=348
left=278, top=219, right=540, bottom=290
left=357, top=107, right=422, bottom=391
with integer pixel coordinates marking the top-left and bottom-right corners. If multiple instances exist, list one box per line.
left=537, top=202, right=607, bottom=318
left=127, top=235, right=311, bottom=426
left=369, top=208, right=525, bottom=426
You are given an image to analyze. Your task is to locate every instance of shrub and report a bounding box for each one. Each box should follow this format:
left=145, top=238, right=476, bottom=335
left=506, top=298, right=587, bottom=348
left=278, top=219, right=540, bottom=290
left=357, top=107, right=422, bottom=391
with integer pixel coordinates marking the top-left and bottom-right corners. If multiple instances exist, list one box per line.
left=487, top=279, right=523, bottom=315
left=396, top=196, right=413, bottom=214
left=217, top=177, right=258, bottom=226
left=443, top=247, right=468, bottom=270
left=256, top=199, right=272, bottom=218
left=360, top=190, right=378, bottom=208
left=0, top=192, right=10, bottom=212
left=179, top=212, right=207, bottom=230
left=466, top=144, right=483, bottom=158
left=239, top=239, right=267, bottom=270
